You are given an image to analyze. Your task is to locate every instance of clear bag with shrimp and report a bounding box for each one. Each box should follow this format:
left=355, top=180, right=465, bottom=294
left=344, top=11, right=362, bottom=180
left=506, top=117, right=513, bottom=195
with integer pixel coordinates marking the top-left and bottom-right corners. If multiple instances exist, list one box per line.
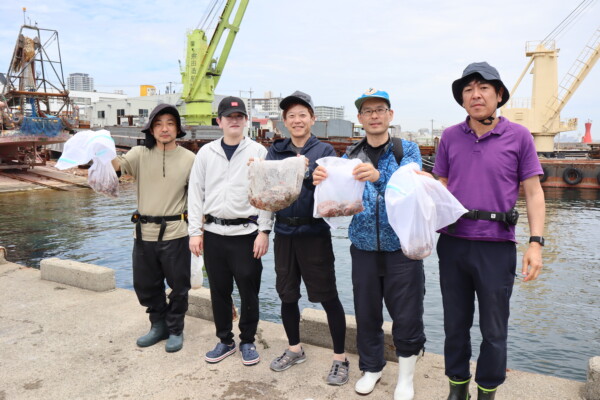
left=248, top=156, right=307, bottom=212
left=313, top=157, right=366, bottom=228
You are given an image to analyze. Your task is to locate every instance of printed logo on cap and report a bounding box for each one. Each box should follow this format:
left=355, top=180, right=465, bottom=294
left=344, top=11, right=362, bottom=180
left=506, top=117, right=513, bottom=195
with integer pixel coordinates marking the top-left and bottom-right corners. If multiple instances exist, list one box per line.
left=365, top=88, right=378, bottom=95
left=231, top=102, right=238, bottom=106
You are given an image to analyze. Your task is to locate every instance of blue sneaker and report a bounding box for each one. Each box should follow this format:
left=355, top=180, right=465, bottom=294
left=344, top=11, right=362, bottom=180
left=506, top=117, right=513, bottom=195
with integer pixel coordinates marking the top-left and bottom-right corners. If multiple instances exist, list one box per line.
left=205, top=342, right=236, bottom=363
left=240, top=343, right=260, bottom=366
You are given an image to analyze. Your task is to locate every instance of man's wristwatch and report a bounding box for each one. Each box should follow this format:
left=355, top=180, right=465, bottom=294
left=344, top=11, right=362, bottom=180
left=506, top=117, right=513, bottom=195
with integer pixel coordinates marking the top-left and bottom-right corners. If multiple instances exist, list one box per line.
left=529, top=236, right=545, bottom=246
left=260, top=230, right=271, bottom=235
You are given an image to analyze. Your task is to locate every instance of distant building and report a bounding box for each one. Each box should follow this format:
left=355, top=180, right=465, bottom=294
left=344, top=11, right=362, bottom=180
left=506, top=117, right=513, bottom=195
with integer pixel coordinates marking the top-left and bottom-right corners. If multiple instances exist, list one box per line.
left=91, top=93, right=181, bottom=127
left=140, top=85, right=156, bottom=96
left=250, top=92, right=283, bottom=118
left=315, top=105, right=344, bottom=121
left=68, top=73, right=94, bottom=92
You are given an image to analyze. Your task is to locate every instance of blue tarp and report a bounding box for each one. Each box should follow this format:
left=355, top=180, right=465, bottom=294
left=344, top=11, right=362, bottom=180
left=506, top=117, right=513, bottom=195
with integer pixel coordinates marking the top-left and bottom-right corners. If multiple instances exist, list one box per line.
left=20, top=116, right=64, bottom=137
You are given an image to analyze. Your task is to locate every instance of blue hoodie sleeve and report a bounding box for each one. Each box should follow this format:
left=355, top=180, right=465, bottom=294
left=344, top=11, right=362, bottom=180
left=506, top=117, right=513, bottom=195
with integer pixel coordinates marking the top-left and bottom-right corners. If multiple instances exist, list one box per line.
left=401, top=140, right=422, bottom=168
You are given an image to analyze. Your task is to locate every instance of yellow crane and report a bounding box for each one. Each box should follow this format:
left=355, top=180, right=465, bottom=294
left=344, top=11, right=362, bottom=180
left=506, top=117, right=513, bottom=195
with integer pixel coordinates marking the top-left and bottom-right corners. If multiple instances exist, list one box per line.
left=179, top=0, right=249, bottom=125
left=502, top=2, right=600, bottom=154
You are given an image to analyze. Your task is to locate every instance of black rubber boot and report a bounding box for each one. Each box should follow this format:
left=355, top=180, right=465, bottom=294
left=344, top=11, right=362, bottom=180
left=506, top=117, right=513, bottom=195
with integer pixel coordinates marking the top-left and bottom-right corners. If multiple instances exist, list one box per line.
left=447, top=376, right=471, bottom=400
left=477, top=385, right=497, bottom=400
left=136, top=320, right=169, bottom=347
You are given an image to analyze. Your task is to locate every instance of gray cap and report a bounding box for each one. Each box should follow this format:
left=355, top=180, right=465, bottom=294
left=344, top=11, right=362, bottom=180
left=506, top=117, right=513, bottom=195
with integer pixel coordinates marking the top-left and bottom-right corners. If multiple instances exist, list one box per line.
left=279, top=90, right=314, bottom=112
left=452, top=62, right=510, bottom=108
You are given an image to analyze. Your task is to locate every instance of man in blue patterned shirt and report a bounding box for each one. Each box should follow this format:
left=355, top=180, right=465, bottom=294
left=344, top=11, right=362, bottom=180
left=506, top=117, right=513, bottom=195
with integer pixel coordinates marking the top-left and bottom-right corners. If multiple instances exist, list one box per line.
left=314, top=89, right=424, bottom=400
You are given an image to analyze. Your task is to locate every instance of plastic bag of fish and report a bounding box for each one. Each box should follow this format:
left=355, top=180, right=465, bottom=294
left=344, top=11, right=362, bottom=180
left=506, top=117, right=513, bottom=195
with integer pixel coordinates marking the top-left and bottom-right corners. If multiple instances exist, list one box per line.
left=385, top=162, right=467, bottom=260
left=55, top=129, right=119, bottom=198
left=248, top=156, right=307, bottom=212
left=313, top=157, right=366, bottom=228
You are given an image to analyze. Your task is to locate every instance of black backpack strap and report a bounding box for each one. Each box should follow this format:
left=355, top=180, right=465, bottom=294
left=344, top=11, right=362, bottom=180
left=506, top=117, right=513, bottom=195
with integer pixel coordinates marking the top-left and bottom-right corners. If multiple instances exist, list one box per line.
left=391, top=137, right=404, bottom=165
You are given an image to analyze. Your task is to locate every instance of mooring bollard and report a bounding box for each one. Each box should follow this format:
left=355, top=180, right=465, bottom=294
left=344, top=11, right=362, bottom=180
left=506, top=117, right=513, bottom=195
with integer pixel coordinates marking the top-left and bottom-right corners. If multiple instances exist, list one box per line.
left=0, top=246, right=6, bottom=264
left=585, top=356, right=600, bottom=400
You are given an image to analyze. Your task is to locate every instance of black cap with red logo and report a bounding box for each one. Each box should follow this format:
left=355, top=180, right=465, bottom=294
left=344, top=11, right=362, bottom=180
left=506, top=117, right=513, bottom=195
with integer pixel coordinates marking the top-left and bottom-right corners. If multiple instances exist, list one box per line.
left=218, top=96, right=248, bottom=118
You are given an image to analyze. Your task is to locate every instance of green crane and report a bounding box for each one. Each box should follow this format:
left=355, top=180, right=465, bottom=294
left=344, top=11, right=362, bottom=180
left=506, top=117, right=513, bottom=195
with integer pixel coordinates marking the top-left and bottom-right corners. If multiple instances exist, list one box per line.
left=180, top=0, right=249, bottom=125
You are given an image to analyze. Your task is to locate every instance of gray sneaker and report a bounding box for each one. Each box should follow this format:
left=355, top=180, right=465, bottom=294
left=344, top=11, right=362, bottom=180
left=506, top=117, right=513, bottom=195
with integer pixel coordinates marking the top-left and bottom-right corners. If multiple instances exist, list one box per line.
left=270, top=348, right=306, bottom=371
left=326, top=359, right=350, bottom=386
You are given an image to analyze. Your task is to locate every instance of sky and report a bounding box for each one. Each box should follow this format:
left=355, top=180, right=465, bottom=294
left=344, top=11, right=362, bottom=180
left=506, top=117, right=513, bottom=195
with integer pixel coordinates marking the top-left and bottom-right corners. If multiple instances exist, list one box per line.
left=1, top=0, right=599, bottom=138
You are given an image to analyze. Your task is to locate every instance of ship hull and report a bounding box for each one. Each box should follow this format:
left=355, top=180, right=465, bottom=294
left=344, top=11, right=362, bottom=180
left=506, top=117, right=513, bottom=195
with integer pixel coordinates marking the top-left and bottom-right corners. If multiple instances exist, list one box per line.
left=540, top=159, right=600, bottom=189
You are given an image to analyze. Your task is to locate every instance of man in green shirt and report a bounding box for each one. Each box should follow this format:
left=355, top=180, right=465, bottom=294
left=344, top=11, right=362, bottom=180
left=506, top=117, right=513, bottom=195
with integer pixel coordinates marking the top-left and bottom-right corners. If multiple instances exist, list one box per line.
left=112, top=104, right=195, bottom=353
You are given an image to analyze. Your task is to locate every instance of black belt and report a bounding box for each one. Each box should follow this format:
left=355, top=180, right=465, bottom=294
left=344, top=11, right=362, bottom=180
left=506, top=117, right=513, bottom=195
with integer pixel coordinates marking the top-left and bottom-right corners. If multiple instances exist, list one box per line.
left=275, top=216, right=319, bottom=226
left=448, top=208, right=519, bottom=233
left=205, top=214, right=258, bottom=227
left=131, top=211, right=188, bottom=242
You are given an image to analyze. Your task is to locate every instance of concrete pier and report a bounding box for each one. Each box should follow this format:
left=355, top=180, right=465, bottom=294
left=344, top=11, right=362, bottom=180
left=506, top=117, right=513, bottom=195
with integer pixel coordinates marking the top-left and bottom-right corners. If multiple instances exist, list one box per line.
left=0, top=253, right=592, bottom=399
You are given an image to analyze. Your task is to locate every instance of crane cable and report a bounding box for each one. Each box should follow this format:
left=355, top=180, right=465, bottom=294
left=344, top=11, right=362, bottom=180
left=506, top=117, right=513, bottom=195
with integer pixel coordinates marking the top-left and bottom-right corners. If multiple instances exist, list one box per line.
left=543, top=0, right=597, bottom=46
left=197, top=0, right=221, bottom=31
left=205, top=0, right=226, bottom=35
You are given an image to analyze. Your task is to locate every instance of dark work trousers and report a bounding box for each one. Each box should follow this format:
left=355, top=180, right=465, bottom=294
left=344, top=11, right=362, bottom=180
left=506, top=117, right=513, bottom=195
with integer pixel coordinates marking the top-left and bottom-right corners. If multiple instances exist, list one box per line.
left=203, top=231, right=263, bottom=345
left=132, top=236, right=191, bottom=335
left=351, top=245, right=426, bottom=373
left=437, top=234, right=517, bottom=389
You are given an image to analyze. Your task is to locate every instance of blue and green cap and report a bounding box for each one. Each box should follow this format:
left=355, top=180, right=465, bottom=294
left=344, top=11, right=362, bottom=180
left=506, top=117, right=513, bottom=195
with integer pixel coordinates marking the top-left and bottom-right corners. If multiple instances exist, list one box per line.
left=355, top=88, right=391, bottom=111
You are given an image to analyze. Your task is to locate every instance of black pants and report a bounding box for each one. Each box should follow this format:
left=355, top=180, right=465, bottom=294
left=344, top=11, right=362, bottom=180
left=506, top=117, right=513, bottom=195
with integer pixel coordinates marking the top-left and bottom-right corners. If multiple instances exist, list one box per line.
left=203, top=231, right=263, bottom=345
left=132, top=236, right=191, bottom=335
left=437, top=234, right=516, bottom=388
left=351, top=245, right=426, bottom=372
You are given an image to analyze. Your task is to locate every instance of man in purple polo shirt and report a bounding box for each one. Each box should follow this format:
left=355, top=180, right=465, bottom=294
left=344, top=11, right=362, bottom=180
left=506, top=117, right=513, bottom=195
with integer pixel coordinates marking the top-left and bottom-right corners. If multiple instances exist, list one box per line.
left=432, top=62, right=545, bottom=400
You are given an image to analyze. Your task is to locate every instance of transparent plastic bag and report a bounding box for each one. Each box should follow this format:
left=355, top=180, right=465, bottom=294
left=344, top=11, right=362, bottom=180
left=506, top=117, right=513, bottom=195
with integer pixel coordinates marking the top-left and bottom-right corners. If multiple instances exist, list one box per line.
left=385, top=163, right=466, bottom=260
left=313, top=157, right=365, bottom=228
left=88, top=159, right=119, bottom=198
left=190, top=254, right=204, bottom=289
left=248, top=156, right=307, bottom=212
left=56, top=129, right=119, bottom=198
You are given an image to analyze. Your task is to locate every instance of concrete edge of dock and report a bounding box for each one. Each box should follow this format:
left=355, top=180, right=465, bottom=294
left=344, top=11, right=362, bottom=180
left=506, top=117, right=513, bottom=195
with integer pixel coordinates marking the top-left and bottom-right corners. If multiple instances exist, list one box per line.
left=0, top=248, right=598, bottom=399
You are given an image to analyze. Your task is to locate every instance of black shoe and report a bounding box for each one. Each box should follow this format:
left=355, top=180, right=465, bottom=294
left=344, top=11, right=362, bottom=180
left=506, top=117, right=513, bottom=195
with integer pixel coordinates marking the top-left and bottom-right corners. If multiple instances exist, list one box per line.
left=165, top=333, right=184, bottom=353
left=447, top=376, right=471, bottom=400
left=136, top=320, right=169, bottom=347
left=477, top=385, right=497, bottom=400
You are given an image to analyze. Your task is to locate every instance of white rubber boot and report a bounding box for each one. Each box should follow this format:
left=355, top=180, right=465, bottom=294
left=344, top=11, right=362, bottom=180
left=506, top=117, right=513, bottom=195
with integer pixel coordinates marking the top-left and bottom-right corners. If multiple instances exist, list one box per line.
left=394, top=355, right=418, bottom=400
left=355, top=371, right=383, bottom=394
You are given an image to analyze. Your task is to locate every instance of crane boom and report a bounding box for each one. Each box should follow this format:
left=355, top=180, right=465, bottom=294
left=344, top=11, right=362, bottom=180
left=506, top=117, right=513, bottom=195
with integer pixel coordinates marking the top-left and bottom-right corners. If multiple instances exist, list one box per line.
left=543, top=27, right=600, bottom=131
left=502, top=25, right=600, bottom=153
left=180, top=0, right=249, bottom=125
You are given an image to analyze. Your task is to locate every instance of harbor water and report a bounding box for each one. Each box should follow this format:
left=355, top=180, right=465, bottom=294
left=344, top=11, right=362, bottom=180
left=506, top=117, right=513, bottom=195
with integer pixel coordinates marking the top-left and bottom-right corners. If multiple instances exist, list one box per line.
left=0, top=184, right=598, bottom=382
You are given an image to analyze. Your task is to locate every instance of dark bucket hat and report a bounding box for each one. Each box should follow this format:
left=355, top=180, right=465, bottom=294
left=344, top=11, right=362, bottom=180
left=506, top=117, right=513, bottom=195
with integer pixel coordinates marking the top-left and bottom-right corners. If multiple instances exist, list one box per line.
left=141, top=103, right=186, bottom=138
left=452, top=62, right=510, bottom=108
left=279, top=90, right=314, bottom=112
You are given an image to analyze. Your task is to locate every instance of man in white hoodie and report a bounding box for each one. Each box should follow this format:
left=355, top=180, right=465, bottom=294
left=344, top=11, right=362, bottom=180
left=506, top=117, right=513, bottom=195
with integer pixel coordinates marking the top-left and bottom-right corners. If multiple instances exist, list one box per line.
left=188, top=97, right=272, bottom=366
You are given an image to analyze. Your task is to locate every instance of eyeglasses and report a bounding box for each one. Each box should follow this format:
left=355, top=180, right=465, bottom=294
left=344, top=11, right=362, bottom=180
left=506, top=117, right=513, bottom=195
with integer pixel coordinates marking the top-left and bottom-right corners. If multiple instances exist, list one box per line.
left=360, top=108, right=389, bottom=117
